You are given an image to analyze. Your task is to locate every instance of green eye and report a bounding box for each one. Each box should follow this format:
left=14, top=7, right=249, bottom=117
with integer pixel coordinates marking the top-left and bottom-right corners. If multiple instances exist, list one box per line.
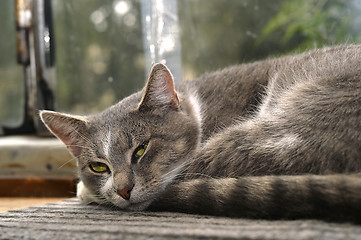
left=133, top=142, right=148, bottom=161
left=89, top=162, right=109, bottom=173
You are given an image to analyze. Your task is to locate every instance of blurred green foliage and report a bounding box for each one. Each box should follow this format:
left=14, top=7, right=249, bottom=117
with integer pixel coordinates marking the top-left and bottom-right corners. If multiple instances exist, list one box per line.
left=179, top=0, right=287, bottom=77
left=54, top=0, right=145, bottom=114
left=259, top=0, right=361, bottom=52
left=179, top=0, right=361, bottom=78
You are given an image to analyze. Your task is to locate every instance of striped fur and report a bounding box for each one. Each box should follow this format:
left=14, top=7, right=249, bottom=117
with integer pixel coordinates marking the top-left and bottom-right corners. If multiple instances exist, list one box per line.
left=151, top=174, right=361, bottom=223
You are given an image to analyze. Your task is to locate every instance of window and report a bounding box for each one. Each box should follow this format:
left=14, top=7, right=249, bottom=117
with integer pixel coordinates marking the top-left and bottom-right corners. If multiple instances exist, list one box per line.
left=0, top=1, right=24, bottom=134
left=54, top=0, right=145, bottom=115
left=1, top=0, right=361, bottom=135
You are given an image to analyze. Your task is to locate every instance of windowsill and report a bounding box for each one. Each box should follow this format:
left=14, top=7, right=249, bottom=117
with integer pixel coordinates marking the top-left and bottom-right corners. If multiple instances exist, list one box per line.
left=0, top=135, right=75, bottom=177
left=0, top=136, right=77, bottom=197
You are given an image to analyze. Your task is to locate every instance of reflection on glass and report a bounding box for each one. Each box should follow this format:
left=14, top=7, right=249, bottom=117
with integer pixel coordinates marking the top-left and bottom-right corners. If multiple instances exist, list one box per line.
left=141, top=0, right=183, bottom=82
left=54, top=0, right=144, bottom=114
left=0, top=0, right=24, bottom=134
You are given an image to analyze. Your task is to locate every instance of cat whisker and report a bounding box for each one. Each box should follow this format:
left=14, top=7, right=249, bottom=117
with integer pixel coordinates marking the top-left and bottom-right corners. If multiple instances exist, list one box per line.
left=172, top=159, right=217, bottom=180
left=65, top=144, right=95, bottom=152
left=186, top=172, right=214, bottom=178
left=84, top=193, right=109, bottom=205
left=70, top=126, right=98, bottom=150
left=162, top=161, right=187, bottom=177
left=56, top=145, right=94, bottom=170
left=160, top=161, right=191, bottom=186
left=57, top=156, right=78, bottom=170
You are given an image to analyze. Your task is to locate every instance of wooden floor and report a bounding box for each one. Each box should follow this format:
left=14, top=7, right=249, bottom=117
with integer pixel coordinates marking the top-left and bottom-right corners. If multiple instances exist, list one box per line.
left=1, top=198, right=361, bottom=239
left=0, top=197, right=67, bottom=212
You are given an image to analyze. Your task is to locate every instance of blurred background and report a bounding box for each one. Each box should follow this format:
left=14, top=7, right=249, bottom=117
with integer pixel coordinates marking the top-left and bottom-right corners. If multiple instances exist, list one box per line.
left=1, top=0, right=361, bottom=135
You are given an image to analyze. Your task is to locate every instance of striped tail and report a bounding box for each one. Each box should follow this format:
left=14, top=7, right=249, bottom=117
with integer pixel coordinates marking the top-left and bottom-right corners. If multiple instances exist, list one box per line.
left=149, top=174, right=361, bottom=223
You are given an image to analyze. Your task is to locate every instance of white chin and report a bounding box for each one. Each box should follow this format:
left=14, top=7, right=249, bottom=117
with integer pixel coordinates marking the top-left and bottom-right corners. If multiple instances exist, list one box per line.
left=125, top=200, right=153, bottom=211
left=109, top=198, right=152, bottom=211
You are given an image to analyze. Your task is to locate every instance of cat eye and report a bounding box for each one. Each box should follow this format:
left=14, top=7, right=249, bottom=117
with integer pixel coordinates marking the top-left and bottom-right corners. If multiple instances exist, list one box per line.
left=132, top=142, right=148, bottom=162
left=89, top=162, right=109, bottom=173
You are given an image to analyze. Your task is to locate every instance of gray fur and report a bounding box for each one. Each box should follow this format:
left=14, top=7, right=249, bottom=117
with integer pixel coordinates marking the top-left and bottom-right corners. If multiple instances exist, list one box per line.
left=40, top=44, right=361, bottom=222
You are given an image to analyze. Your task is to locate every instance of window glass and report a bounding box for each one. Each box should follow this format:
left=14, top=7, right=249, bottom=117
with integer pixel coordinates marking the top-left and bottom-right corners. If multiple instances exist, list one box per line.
left=0, top=0, right=24, bottom=134
left=179, top=0, right=361, bottom=79
left=54, top=0, right=361, bottom=116
left=2, top=0, right=361, bottom=127
left=53, top=0, right=145, bottom=114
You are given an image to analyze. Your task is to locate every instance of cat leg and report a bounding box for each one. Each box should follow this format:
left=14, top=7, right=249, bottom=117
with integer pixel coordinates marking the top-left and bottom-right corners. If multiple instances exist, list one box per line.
left=185, top=112, right=360, bottom=177
left=183, top=120, right=294, bottom=177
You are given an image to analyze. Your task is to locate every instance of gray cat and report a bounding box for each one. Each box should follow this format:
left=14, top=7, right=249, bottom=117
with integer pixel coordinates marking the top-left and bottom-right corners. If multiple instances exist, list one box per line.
left=40, top=44, right=361, bottom=222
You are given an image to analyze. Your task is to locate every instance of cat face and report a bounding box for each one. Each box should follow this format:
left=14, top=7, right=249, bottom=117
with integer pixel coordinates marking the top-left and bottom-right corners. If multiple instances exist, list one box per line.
left=41, top=63, right=201, bottom=210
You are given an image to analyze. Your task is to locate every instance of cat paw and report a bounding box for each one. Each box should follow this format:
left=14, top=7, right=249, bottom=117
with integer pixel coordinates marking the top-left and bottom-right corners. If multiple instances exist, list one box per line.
left=76, top=181, right=101, bottom=205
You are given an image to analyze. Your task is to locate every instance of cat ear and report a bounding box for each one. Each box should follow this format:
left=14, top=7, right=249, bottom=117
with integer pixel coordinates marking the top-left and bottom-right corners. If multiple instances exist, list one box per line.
left=138, top=63, right=179, bottom=112
left=40, top=110, right=89, bottom=157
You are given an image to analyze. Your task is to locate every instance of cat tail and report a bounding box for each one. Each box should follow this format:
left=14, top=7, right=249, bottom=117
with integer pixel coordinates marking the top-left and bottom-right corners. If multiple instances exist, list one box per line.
left=149, top=174, right=361, bottom=223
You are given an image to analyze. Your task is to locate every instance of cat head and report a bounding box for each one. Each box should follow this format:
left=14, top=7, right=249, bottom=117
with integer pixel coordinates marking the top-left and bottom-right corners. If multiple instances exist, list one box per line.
left=40, top=63, right=202, bottom=210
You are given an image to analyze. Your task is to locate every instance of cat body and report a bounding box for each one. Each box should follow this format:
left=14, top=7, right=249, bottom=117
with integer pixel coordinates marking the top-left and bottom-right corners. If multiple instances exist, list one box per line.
left=41, top=45, right=361, bottom=222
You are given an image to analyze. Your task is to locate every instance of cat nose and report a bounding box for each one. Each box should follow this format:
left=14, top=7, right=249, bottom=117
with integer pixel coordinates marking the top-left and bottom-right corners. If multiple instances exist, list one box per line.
left=117, top=185, right=134, bottom=200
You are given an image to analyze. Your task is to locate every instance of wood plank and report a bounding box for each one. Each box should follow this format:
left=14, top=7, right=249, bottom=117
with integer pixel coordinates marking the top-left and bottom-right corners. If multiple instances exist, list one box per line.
left=0, top=177, right=76, bottom=197
left=0, top=136, right=76, bottom=177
